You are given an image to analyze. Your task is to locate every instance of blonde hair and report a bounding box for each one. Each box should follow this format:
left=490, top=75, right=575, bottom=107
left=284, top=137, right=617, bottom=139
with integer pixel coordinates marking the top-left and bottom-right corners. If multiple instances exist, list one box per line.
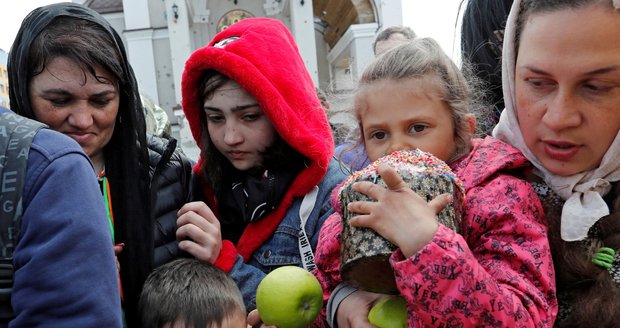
left=354, top=38, right=474, bottom=163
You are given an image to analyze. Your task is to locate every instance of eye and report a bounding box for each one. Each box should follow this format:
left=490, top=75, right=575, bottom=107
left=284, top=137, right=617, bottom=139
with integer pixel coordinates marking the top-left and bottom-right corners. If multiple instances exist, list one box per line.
left=369, top=131, right=387, bottom=140
left=525, top=78, right=555, bottom=89
left=242, top=113, right=261, bottom=121
left=48, top=97, right=71, bottom=106
left=409, top=124, right=428, bottom=133
left=206, top=113, right=224, bottom=123
left=91, top=98, right=113, bottom=107
left=583, top=82, right=612, bottom=94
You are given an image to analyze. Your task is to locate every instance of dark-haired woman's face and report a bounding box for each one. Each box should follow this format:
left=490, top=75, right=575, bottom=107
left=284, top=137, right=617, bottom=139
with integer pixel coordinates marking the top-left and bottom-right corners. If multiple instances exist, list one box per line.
left=29, top=56, right=119, bottom=171
left=515, top=4, right=620, bottom=176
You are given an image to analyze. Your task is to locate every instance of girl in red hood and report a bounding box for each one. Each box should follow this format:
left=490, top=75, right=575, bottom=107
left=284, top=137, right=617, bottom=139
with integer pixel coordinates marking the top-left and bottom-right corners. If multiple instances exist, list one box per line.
left=178, top=17, right=346, bottom=313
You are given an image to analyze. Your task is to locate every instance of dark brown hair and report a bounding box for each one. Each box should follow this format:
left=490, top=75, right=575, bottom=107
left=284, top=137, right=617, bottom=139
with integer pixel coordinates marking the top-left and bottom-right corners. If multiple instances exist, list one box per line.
left=28, top=17, right=125, bottom=89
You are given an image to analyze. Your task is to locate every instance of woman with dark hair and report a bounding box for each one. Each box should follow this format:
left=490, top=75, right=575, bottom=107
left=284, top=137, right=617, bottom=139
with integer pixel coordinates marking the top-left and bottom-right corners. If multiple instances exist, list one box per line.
left=8, top=3, right=195, bottom=326
left=461, top=0, right=513, bottom=134
left=494, top=0, right=620, bottom=326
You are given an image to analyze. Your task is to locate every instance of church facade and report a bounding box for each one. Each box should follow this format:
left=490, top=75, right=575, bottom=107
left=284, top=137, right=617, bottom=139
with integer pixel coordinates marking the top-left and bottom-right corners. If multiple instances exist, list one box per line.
left=81, top=0, right=403, bottom=154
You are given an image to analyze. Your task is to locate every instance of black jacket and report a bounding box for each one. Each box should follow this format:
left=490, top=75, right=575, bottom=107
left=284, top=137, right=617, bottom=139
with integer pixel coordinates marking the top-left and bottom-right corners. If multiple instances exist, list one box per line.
left=147, top=135, right=196, bottom=266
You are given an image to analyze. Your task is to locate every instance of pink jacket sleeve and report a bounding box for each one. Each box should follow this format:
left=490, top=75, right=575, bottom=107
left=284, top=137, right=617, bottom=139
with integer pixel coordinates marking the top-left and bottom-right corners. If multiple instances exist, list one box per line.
left=313, top=174, right=557, bottom=327
left=391, top=175, right=557, bottom=327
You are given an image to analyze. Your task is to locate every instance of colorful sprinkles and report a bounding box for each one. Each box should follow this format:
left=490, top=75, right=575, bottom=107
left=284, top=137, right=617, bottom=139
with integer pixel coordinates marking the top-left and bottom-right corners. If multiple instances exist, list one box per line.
left=340, top=149, right=465, bottom=197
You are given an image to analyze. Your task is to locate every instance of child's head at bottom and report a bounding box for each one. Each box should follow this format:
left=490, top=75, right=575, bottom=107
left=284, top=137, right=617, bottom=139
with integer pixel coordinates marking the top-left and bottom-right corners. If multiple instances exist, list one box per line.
left=354, top=37, right=476, bottom=163
left=139, top=258, right=246, bottom=328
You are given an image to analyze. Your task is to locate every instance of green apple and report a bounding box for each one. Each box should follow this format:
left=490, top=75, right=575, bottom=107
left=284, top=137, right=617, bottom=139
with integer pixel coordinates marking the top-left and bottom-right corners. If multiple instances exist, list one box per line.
left=256, top=266, right=323, bottom=328
left=368, top=296, right=407, bottom=328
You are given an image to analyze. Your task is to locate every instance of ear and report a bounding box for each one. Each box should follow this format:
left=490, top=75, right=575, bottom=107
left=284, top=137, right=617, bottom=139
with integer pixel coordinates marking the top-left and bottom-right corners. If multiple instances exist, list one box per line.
left=465, top=113, right=476, bottom=136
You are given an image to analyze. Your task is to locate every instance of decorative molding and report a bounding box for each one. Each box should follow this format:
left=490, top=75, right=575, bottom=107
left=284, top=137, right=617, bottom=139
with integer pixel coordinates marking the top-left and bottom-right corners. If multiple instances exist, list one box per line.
left=188, top=0, right=210, bottom=24
left=327, top=22, right=377, bottom=63
left=263, top=0, right=285, bottom=16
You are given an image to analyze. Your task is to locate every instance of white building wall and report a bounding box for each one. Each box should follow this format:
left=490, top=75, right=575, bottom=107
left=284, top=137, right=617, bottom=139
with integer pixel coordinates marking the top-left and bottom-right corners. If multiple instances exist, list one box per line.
left=124, top=30, right=160, bottom=106
left=374, top=0, right=403, bottom=30
left=122, top=0, right=160, bottom=107
left=122, top=0, right=151, bottom=30
left=290, top=1, right=319, bottom=85
left=95, top=0, right=402, bottom=156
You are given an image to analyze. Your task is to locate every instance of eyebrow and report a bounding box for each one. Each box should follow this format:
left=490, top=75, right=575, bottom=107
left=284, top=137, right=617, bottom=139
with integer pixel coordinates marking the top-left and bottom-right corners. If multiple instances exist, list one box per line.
left=40, top=89, right=117, bottom=97
left=363, top=115, right=435, bottom=130
left=204, top=103, right=260, bottom=112
left=522, top=65, right=620, bottom=76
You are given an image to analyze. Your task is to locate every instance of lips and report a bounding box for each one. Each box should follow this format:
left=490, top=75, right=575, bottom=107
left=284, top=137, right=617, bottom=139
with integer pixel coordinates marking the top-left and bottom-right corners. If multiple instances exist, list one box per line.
left=542, top=140, right=580, bottom=161
left=65, top=132, right=95, bottom=144
left=228, top=151, right=248, bottom=160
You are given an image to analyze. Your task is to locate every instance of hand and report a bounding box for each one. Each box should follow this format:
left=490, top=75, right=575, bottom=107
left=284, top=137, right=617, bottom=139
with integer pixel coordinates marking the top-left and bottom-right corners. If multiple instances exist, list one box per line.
left=336, top=290, right=386, bottom=328
left=347, top=163, right=452, bottom=257
left=176, top=201, right=222, bottom=263
left=247, top=309, right=276, bottom=328
left=113, top=243, right=124, bottom=271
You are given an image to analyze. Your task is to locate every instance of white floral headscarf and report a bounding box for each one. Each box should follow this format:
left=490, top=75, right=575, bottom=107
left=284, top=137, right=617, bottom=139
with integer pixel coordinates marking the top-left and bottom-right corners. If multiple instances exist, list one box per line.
left=493, top=0, right=620, bottom=241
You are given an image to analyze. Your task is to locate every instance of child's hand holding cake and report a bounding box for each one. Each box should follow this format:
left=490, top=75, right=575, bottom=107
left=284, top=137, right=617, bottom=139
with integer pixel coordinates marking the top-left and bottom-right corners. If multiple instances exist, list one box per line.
left=339, top=149, right=464, bottom=294
left=347, top=162, right=455, bottom=257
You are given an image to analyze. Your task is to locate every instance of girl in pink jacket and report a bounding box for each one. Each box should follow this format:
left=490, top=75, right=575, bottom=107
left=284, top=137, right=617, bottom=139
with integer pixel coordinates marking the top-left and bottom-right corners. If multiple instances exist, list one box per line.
left=313, top=38, right=557, bottom=327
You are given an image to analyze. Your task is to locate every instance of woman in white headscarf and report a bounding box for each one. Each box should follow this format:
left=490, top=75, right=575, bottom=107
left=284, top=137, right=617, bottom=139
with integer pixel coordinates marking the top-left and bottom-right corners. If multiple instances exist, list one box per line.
left=493, top=0, right=620, bottom=325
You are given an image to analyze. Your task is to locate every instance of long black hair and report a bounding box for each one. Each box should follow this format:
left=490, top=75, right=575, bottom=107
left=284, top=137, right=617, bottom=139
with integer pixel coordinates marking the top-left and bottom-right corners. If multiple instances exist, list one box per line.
left=461, top=0, right=513, bottom=116
left=8, top=4, right=152, bottom=326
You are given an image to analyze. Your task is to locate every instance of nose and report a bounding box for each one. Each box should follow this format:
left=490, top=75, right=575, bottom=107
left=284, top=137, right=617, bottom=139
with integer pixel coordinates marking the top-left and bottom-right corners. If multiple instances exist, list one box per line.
left=387, top=134, right=413, bottom=155
left=542, top=88, right=582, bottom=131
left=67, top=103, right=94, bottom=129
left=223, top=121, right=243, bottom=145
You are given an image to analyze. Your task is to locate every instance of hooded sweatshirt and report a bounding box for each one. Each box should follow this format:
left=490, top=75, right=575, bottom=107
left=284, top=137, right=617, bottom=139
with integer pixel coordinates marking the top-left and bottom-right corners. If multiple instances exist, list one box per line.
left=182, top=17, right=345, bottom=310
left=0, top=107, right=122, bottom=327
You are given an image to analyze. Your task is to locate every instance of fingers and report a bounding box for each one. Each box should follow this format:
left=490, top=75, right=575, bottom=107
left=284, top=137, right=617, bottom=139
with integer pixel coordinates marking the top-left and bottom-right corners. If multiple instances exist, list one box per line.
left=176, top=222, right=220, bottom=245
left=176, top=202, right=221, bottom=241
left=337, top=290, right=384, bottom=328
left=376, top=163, right=408, bottom=191
left=176, top=201, right=222, bottom=263
left=428, top=193, right=453, bottom=214
left=351, top=164, right=409, bottom=201
left=178, top=238, right=222, bottom=263
left=247, top=310, right=261, bottom=326
left=113, top=243, right=124, bottom=272
left=347, top=200, right=374, bottom=216
left=177, top=202, right=219, bottom=228
left=176, top=219, right=222, bottom=262
left=351, top=181, right=383, bottom=201
left=113, top=243, right=125, bottom=256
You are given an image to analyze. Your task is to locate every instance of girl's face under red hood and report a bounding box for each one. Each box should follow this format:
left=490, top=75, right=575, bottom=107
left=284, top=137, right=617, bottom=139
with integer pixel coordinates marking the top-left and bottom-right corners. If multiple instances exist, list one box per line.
left=204, top=79, right=277, bottom=171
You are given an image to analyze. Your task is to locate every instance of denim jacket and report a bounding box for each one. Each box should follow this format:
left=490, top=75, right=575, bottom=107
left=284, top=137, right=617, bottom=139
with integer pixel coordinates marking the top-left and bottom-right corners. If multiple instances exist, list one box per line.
left=229, top=159, right=346, bottom=310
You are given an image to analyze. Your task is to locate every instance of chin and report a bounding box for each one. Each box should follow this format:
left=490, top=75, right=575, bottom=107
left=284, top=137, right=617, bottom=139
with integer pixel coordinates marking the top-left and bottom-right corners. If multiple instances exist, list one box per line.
left=233, top=162, right=259, bottom=172
left=543, top=162, right=584, bottom=177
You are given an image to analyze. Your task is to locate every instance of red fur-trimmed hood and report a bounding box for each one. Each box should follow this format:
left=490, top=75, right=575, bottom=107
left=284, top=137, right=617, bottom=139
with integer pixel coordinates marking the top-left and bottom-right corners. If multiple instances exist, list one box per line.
left=181, top=18, right=333, bottom=263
